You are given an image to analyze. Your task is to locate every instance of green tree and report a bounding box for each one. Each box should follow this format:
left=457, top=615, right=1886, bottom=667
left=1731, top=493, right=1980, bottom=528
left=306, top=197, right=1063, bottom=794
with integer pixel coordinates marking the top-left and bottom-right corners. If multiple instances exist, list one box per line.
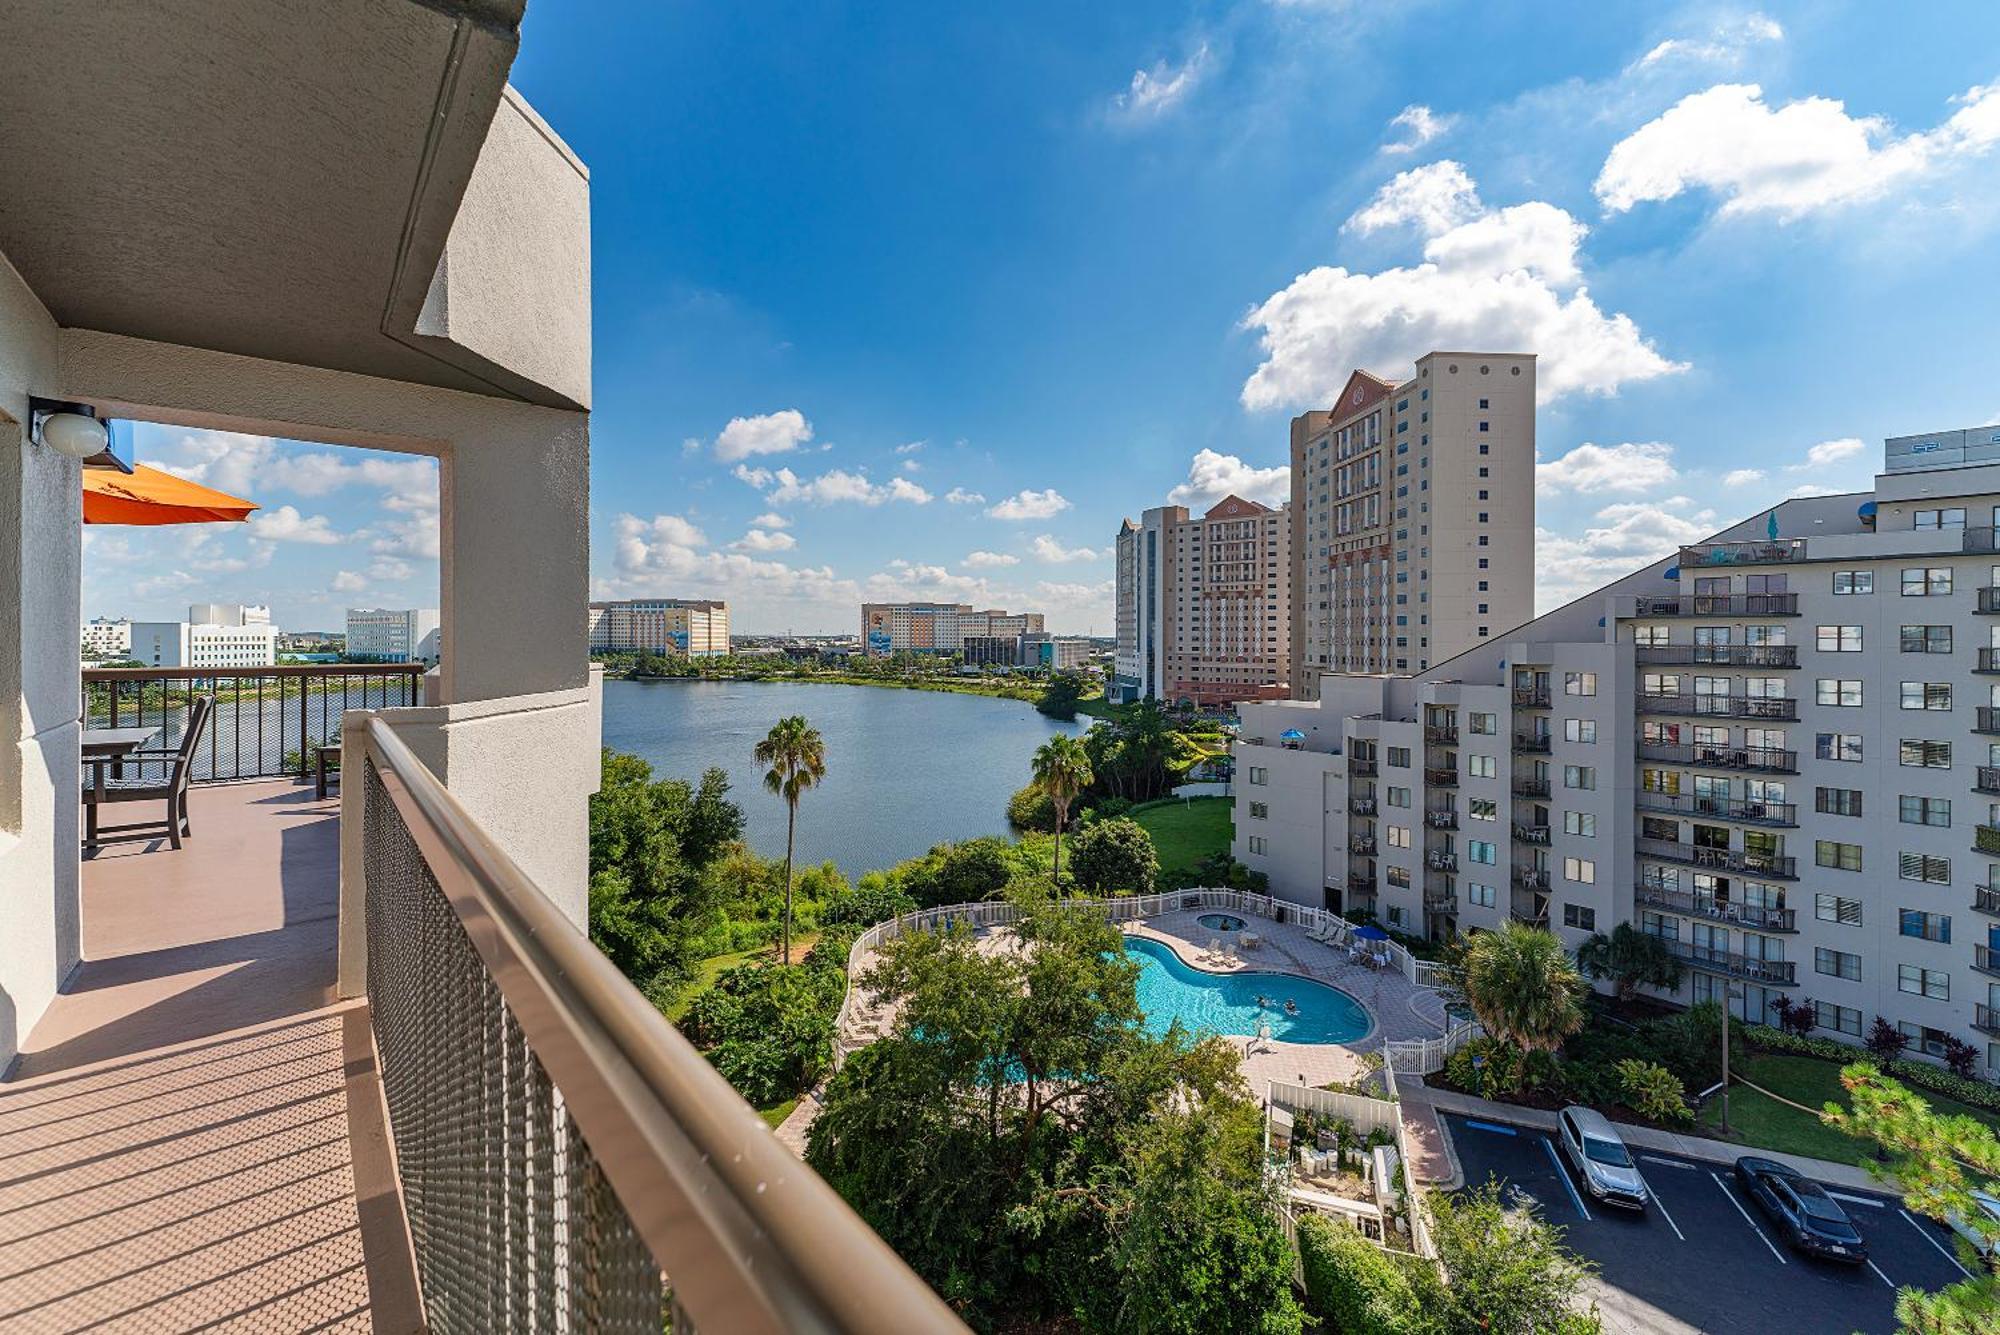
left=1031, top=734, right=1094, bottom=891
left=903, top=836, right=1015, bottom=908
left=1576, top=923, right=1685, bottom=1004
left=1458, top=922, right=1587, bottom=1086
left=754, top=715, right=826, bottom=964
left=1417, top=1183, right=1601, bottom=1333
left=1067, top=816, right=1159, bottom=895
left=1824, top=1064, right=2000, bottom=1332
left=1037, top=670, right=1086, bottom=719
left=1297, top=1214, right=1422, bottom=1335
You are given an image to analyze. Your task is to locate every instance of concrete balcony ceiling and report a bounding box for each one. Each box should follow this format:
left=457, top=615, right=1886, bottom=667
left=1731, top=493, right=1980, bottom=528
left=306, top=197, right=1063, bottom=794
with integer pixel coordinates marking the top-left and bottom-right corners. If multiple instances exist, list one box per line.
left=0, top=0, right=587, bottom=411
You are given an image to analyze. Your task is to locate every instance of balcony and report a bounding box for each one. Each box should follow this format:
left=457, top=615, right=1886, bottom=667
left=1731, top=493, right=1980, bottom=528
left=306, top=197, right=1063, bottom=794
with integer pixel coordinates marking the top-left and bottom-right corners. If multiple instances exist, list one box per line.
left=1636, top=693, right=1798, bottom=721
left=1635, top=885, right=1798, bottom=932
left=1664, top=941, right=1798, bottom=986
left=1348, top=871, right=1377, bottom=893
left=1633, top=644, right=1800, bottom=668
left=1980, top=588, right=2000, bottom=614
left=1512, top=866, right=1551, bottom=893
left=1426, top=809, right=1460, bottom=830
left=1634, top=593, right=1800, bottom=617
left=1426, top=851, right=1459, bottom=873
left=1425, top=766, right=1460, bottom=787
left=1633, top=793, right=1799, bottom=827
left=1348, top=756, right=1379, bottom=777
left=1512, top=778, right=1552, bottom=799
left=1425, top=893, right=1459, bottom=915
left=1978, top=708, right=2000, bottom=737
left=1977, top=824, right=2000, bottom=856
left=1636, top=741, right=1799, bottom=774
left=1350, top=836, right=1379, bottom=856
left=1979, top=648, right=2000, bottom=674
left=1512, top=686, right=1552, bottom=708
left=1977, top=1005, right=2000, bottom=1038
left=1512, top=732, right=1552, bottom=754
left=1973, top=886, right=2000, bottom=918
left=1678, top=539, right=1808, bottom=568
left=1635, top=837, right=1797, bottom=879
left=1349, top=797, right=1379, bottom=816
left=1425, top=725, right=1460, bottom=746
left=1511, top=822, right=1551, bottom=845
left=1977, top=946, right=2000, bottom=980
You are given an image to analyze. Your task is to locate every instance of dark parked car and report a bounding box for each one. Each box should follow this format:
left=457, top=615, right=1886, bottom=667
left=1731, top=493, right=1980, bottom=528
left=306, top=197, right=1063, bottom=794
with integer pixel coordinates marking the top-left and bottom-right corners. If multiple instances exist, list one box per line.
left=1733, top=1156, right=1868, bottom=1263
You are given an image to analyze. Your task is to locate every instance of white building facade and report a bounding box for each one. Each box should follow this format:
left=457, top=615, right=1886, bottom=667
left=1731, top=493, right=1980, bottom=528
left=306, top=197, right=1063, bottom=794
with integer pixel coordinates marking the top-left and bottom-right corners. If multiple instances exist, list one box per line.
left=129, top=603, right=280, bottom=668
left=80, top=616, right=130, bottom=659
left=587, top=599, right=729, bottom=657
left=346, top=607, right=442, bottom=664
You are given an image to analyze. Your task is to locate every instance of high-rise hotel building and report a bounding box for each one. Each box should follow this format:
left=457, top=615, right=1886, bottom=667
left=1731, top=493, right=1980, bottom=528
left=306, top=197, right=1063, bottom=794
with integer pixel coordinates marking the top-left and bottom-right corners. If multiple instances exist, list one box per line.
left=860, top=603, right=1044, bottom=657
left=588, top=599, right=730, bottom=657
left=1289, top=352, right=1536, bottom=696
left=1111, top=495, right=1291, bottom=705
left=1235, top=423, right=2000, bottom=1070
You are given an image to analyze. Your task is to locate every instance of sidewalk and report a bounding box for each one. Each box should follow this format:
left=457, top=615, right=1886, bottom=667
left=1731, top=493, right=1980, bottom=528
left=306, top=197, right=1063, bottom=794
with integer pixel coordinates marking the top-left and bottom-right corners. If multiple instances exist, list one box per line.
left=1402, top=1079, right=1899, bottom=1194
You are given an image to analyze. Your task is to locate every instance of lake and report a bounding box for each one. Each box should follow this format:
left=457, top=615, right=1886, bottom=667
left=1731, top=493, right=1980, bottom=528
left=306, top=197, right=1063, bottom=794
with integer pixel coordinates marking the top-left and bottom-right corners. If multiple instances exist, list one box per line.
left=601, top=679, right=1085, bottom=877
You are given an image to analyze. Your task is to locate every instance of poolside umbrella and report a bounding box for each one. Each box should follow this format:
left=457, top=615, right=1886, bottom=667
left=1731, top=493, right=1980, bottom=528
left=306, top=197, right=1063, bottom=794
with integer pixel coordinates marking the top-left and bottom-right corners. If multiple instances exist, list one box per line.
left=1353, top=924, right=1389, bottom=941
left=1279, top=728, right=1306, bottom=741
left=83, top=464, right=258, bottom=526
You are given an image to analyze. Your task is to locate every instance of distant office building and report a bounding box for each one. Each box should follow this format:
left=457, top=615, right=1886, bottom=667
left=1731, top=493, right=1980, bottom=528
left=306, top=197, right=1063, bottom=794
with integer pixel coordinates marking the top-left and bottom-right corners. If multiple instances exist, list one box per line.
left=1112, top=495, right=1291, bottom=706
left=587, top=599, right=729, bottom=657
left=1026, top=634, right=1092, bottom=671
left=346, top=607, right=442, bottom=664
left=962, top=635, right=1023, bottom=668
left=1290, top=351, right=1536, bottom=694
left=860, top=603, right=1045, bottom=657
left=80, top=616, right=130, bottom=660
left=129, top=603, right=279, bottom=669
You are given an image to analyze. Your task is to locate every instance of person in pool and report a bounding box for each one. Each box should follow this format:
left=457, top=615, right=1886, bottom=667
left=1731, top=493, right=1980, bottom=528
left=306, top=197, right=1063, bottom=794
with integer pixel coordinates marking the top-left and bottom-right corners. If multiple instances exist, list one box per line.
left=1255, top=994, right=1272, bottom=1009
left=1283, top=998, right=1299, bottom=1015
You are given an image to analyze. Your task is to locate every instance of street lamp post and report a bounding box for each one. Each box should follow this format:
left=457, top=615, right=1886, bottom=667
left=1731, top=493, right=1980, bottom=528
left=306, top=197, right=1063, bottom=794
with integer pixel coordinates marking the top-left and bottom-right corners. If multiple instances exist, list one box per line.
left=1720, top=981, right=1744, bottom=1135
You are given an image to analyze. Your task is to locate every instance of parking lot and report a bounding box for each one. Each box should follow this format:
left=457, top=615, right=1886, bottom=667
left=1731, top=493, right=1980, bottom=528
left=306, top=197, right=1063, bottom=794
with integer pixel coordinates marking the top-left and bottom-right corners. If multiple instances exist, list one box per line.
left=1443, top=1112, right=1973, bottom=1334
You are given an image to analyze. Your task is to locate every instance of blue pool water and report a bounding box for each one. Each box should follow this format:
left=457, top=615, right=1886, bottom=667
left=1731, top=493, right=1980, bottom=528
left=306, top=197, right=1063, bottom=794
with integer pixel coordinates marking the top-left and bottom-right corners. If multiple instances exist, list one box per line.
left=1124, top=936, right=1371, bottom=1044
left=1196, top=912, right=1247, bottom=933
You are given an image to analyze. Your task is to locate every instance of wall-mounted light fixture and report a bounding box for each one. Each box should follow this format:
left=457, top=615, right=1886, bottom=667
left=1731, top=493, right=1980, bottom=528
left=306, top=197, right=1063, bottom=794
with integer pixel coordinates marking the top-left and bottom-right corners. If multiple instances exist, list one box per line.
left=28, top=398, right=131, bottom=472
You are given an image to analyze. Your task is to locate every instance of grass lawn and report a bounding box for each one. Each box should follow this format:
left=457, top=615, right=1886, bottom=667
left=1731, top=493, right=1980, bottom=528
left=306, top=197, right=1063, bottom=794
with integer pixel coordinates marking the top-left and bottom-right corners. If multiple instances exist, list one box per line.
left=1131, top=796, right=1233, bottom=875
left=662, top=933, right=820, bottom=1022
left=1696, top=1053, right=2000, bottom=1166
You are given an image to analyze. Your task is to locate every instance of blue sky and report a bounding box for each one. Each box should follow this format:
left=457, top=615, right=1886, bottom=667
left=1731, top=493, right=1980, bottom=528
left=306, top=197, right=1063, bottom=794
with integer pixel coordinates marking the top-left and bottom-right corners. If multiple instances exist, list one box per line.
left=88, top=2, right=2000, bottom=634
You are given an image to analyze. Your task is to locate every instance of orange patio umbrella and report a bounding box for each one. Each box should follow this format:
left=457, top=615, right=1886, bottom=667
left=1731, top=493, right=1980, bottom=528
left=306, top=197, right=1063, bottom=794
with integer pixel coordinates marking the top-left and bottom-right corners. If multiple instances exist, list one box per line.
left=82, top=465, right=258, bottom=526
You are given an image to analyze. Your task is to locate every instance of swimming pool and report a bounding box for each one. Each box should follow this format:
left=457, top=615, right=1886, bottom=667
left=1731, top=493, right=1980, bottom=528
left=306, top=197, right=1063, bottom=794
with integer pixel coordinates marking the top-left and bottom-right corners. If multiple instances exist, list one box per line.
left=1196, top=912, right=1247, bottom=933
left=1124, top=935, right=1371, bottom=1044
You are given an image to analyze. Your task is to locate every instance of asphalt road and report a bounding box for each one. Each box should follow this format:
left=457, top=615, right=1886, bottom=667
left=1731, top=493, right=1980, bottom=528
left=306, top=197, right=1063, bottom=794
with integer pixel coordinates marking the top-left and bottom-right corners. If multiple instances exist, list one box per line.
left=1443, top=1112, right=1973, bottom=1334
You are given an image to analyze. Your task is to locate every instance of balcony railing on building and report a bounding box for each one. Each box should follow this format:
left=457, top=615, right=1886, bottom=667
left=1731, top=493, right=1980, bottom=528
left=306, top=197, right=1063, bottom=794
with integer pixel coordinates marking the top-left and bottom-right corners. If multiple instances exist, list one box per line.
left=1348, top=756, right=1378, bottom=777
left=1425, top=809, right=1458, bottom=830
left=1972, top=886, right=2000, bottom=918
left=1635, top=884, right=1797, bottom=932
left=1349, top=797, right=1378, bottom=816
left=1425, top=851, right=1458, bottom=873
left=1636, top=692, right=1798, bottom=721
left=1512, top=865, right=1550, bottom=893
left=1976, top=767, right=2000, bottom=797
left=1979, top=587, right=2000, bottom=615
left=1511, top=732, right=1551, bottom=754
left=1634, top=793, right=1798, bottom=827
left=1512, top=778, right=1551, bottom=799
left=1636, top=740, right=1798, bottom=773
left=1635, top=836, right=1797, bottom=879
left=1424, top=891, right=1458, bottom=915
left=1424, top=725, right=1459, bottom=746
left=1975, top=823, right=2000, bottom=855
left=1976, top=1004, right=2000, bottom=1038
left=1633, top=644, right=1800, bottom=668
left=1976, top=945, right=2000, bottom=979
left=1511, top=821, right=1550, bottom=845
left=1677, top=539, right=1808, bottom=568
left=1425, top=766, right=1459, bottom=787
left=1634, top=593, right=1800, bottom=617
left=1664, top=940, right=1797, bottom=986
left=1979, top=709, right=2000, bottom=738
left=1350, top=836, right=1379, bottom=856
left=1347, top=871, right=1376, bottom=895
left=1977, top=648, right=2000, bottom=675
left=1512, top=685, right=1552, bottom=708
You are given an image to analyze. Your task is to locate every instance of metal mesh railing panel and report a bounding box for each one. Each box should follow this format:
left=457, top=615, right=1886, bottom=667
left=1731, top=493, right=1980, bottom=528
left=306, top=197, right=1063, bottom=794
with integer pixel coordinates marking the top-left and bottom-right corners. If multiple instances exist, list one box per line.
left=365, top=757, right=671, bottom=1333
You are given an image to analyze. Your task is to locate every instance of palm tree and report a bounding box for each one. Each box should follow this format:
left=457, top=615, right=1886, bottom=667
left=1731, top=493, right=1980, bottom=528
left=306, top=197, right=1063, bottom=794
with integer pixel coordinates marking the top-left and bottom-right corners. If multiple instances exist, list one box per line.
left=1031, top=734, right=1093, bottom=892
left=755, top=715, right=826, bottom=965
left=1460, top=921, right=1587, bottom=1083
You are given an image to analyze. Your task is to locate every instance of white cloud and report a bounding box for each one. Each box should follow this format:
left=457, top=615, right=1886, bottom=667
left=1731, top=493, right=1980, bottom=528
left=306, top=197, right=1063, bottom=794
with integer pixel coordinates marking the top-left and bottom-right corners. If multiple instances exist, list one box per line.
left=733, top=464, right=774, bottom=488
left=606, top=513, right=860, bottom=625
left=1110, top=43, right=1211, bottom=124
left=713, top=409, right=814, bottom=462
left=900, top=458, right=922, bottom=473
left=367, top=516, right=440, bottom=560
left=1382, top=104, right=1454, bottom=154
left=153, top=430, right=438, bottom=511
left=750, top=466, right=933, bottom=507
left=894, top=441, right=926, bottom=455
left=1537, top=441, right=1678, bottom=494
left=1535, top=497, right=1716, bottom=611
left=1630, top=14, right=1783, bottom=71
left=1596, top=80, right=2000, bottom=221
left=331, top=570, right=368, bottom=593
left=368, top=556, right=415, bottom=581
left=246, top=505, right=343, bottom=545
left=945, top=487, right=986, bottom=505
left=1031, top=579, right=1115, bottom=630
left=1166, top=449, right=1290, bottom=509
left=1787, top=482, right=1844, bottom=498
left=733, top=528, right=798, bottom=553
left=1243, top=163, right=1683, bottom=410
left=750, top=511, right=790, bottom=529
left=887, top=477, right=933, bottom=504
left=987, top=488, right=1073, bottom=521
left=1799, top=436, right=1865, bottom=468
left=1722, top=468, right=1766, bottom=488
left=864, top=560, right=995, bottom=604
left=1030, top=534, right=1103, bottom=564
left=963, top=550, right=1020, bottom=568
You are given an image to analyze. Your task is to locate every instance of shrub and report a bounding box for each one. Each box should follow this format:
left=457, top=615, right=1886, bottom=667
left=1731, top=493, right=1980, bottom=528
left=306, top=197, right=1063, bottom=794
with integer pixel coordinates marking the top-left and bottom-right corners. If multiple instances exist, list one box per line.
left=1940, top=1034, right=1980, bottom=1080
left=1006, top=783, right=1056, bottom=833
left=1643, top=1000, right=1742, bottom=1090
left=1743, top=1024, right=2000, bottom=1114
left=1067, top=817, right=1159, bottom=895
left=820, top=878, right=916, bottom=928
left=1615, top=1059, right=1692, bottom=1125
left=1866, top=1015, right=1908, bottom=1062
left=1296, top=1215, right=1422, bottom=1335
left=1557, top=1057, right=1623, bottom=1108
left=1766, top=995, right=1816, bottom=1038
left=1444, top=1037, right=1527, bottom=1096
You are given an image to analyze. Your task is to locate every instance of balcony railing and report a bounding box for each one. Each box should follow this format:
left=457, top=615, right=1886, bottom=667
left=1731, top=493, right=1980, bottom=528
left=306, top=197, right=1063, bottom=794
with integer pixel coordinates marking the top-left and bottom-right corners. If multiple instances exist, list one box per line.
left=1977, top=824, right=2000, bottom=856
left=1350, top=836, right=1379, bottom=856
left=1979, top=649, right=2000, bottom=674
left=1636, top=693, right=1798, bottom=721
left=1973, top=886, right=2000, bottom=918
left=1348, top=871, right=1376, bottom=893
left=1980, top=708, right=2000, bottom=737
left=1635, top=741, right=1799, bottom=773
left=1425, top=767, right=1459, bottom=787
left=1978, top=1004, right=2000, bottom=1038
left=1664, top=940, right=1797, bottom=986
left=1635, top=885, right=1797, bottom=932
left=351, top=717, right=961, bottom=1332
left=1512, top=778, right=1551, bottom=799
left=83, top=663, right=425, bottom=782
left=1977, top=945, right=2000, bottom=979
left=1349, top=797, right=1379, bottom=816
left=1425, top=851, right=1458, bottom=873
left=1678, top=539, right=1808, bottom=568
left=1979, top=588, right=2000, bottom=614
left=1635, top=836, right=1797, bottom=879
left=1511, top=822, right=1550, bottom=845
left=1634, top=593, right=1800, bottom=617
left=1512, top=686, right=1552, bottom=708
left=1425, top=726, right=1459, bottom=746
left=1633, top=794, right=1798, bottom=827
left=1348, top=756, right=1378, bottom=777
left=1426, top=809, right=1459, bottom=830
left=1425, top=893, right=1458, bottom=915
left=1512, top=866, right=1550, bottom=892
left=1511, top=732, right=1551, bottom=754
left=1633, top=644, right=1800, bottom=668
left=1978, top=768, right=2000, bottom=797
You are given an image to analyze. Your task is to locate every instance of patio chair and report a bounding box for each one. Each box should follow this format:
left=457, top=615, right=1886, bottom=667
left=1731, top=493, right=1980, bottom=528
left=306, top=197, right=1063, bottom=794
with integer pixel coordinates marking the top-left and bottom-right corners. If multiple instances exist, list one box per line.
left=83, top=696, right=210, bottom=852
left=1207, top=936, right=1223, bottom=959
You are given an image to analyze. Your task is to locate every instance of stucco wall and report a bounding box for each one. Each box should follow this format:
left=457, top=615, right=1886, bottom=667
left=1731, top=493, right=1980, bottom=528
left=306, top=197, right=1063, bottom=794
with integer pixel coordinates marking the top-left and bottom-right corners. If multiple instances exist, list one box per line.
left=0, top=250, right=78, bottom=1070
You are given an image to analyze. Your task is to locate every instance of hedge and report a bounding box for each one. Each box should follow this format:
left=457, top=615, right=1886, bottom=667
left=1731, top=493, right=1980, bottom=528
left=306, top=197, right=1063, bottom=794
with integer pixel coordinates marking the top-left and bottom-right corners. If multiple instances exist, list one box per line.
left=1743, top=1025, right=2000, bottom=1114
left=1296, top=1215, right=1422, bottom=1335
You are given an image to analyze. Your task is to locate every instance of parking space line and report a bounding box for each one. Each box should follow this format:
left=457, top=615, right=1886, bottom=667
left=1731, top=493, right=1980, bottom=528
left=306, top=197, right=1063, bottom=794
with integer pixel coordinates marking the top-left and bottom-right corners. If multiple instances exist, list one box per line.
left=1541, top=1136, right=1591, bottom=1222
left=1828, top=1191, right=1884, bottom=1209
left=1638, top=1169, right=1684, bottom=1242
left=1866, top=1259, right=1895, bottom=1290
left=1465, top=1119, right=1517, bottom=1136
left=1711, top=1171, right=1786, bottom=1264
left=1640, top=1154, right=1696, bottom=1170
left=1902, top=1209, right=1973, bottom=1278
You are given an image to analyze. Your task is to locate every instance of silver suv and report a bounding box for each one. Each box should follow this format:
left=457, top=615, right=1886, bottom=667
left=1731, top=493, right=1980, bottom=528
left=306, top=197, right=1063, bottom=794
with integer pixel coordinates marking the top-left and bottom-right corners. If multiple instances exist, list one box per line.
left=1556, top=1106, right=1648, bottom=1210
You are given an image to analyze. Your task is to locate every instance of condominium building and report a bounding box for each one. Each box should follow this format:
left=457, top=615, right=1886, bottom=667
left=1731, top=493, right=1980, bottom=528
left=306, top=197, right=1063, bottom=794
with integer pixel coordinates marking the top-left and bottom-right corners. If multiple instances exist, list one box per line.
left=129, top=603, right=280, bottom=669
left=860, top=602, right=1045, bottom=657
left=1289, top=352, right=1536, bottom=696
left=587, top=598, right=729, bottom=657
left=80, top=616, right=130, bottom=659
left=1111, top=496, right=1291, bottom=705
left=1235, top=424, right=2000, bottom=1072
left=347, top=606, right=443, bottom=664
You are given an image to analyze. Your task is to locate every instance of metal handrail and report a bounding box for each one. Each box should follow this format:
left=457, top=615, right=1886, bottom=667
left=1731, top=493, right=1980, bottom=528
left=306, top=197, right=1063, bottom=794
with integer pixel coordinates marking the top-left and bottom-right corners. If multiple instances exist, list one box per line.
left=358, top=717, right=963, bottom=1334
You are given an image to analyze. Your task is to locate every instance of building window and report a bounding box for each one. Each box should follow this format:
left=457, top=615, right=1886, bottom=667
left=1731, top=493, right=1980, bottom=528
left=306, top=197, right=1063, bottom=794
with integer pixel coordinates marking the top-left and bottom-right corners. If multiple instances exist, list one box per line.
left=1468, top=840, right=1497, bottom=864
left=1899, top=796, right=1952, bottom=828
left=1815, top=787, right=1864, bottom=817
left=1387, top=867, right=1411, bottom=889
left=1898, top=852, right=1952, bottom=884
left=1898, top=964, right=1950, bottom=1001
left=1816, top=679, right=1863, bottom=707
left=1565, top=718, right=1597, bottom=743
left=1900, top=681, right=1953, bottom=711
left=1815, top=840, right=1863, bottom=872
left=1815, top=893, right=1863, bottom=926
left=1468, top=712, right=1497, bottom=735
left=1900, top=624, right=1953, bottom=654
left=1387, top=825, right=1411, bottom=849
left=1814, top=948, right=1862, bottom=981
left=1914, top=508, right=1966, bottom=529
left=1832, top=571, right=1873, bottom=595
left=1816, top=625, right=1863, bottom=652
left=1467, top=882, right=1496, bottom=909
left=1900, top=1023, right=1954, bottom=1059
left=1564, top=672, right=1597, bottom=697
left=1899, top=739, right=1953, bottom=769
left=1563, top=765, right=1596, bottom=790
left=1901, top=567, right=1953, bottom=596
left=1814, top=1000, right=1863, bottom=1036
left=1899, top=909, right=1951, bottom=943
left=1387, top=786, right=1411, bottom=807
left=1387, top=746, right=1411, bottom=767
left=1248, top=767, right=1268, bottom=785
left=1247, top=836, right=1268, bottom=855
left=1467, top=755, right=1496, bottom=778
left=1562, top=904, right=1596, bottom=931
left=1816, top=733, right=1863, bottom=762
left=1563, top=856, right=1596, bottom=884
left=1248, top=802, right=1269, bottom=819
left=1469, top=798, right=1497, bottom=821
left=1564, top=811, right=1596, bottom=837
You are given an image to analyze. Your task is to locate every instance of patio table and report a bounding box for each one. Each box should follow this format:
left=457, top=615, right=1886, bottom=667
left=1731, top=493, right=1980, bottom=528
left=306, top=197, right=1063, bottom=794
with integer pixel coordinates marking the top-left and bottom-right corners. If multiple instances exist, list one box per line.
left=82, top=726, right=158, bottom=781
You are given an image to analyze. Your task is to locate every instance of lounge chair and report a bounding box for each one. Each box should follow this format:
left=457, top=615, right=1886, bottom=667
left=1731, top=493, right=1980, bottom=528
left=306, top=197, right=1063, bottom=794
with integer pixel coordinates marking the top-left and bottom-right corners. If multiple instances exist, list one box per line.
left=83, top=696, right=210, bottom=852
